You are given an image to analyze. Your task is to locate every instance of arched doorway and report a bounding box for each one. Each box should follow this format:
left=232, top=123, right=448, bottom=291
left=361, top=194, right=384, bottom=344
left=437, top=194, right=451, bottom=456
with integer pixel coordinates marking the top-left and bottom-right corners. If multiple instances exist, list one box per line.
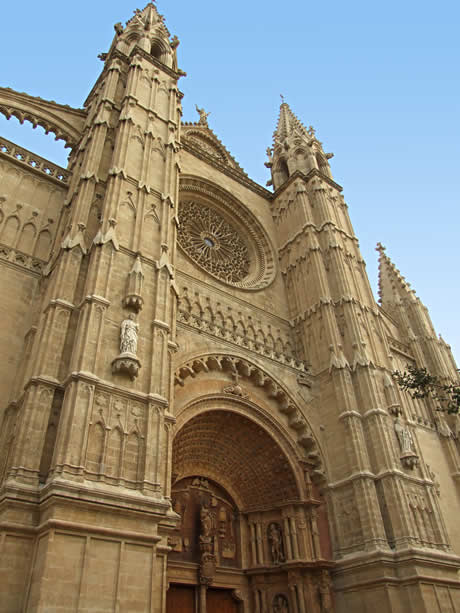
left=167, top=408, right=334, bottom=613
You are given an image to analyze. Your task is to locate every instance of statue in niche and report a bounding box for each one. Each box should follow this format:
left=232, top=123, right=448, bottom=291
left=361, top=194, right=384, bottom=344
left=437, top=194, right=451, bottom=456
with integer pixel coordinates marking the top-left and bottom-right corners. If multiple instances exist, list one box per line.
left=268, top=522, right=284, bottom=564
left=394, top=417, right=418, bottom=468
left=200, top=505, right=213, bottom=538
left=394, top=418, right=415, bottom=454
left=273, top=594, right=289, bottom=613
left=120, top=313, right=139, bottom=354
left=319, top=571, right=333, bottom=612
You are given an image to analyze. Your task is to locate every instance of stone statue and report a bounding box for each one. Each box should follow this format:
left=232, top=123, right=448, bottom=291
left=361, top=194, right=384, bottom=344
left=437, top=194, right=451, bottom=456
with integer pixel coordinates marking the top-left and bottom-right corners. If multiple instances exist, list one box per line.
left=268, top=522, right=284, bottom=564
left=200, top=505, right=213, bottom=537
left=114, top=22, right=124, bottom=35
left=170, top=35, right=180, bottom=49
left=394, top=418, right=414, bottom=455
left=319, top=571, right=332, bottom=612
left=120, top=313, right=139, bottom=355
left=273, top=594, right=289, bottom=613
left=195, top=105, right=210, bottom=126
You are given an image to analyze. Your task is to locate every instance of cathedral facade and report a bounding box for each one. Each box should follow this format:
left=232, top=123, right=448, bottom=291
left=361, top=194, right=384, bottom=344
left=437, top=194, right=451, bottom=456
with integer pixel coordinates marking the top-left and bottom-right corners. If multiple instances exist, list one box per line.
left=1, top=4, right=460, bottom=613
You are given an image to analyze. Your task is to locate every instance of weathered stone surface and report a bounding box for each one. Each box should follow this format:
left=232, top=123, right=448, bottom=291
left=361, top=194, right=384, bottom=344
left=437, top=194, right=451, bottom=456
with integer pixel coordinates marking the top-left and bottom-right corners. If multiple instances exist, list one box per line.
left=0, top=4, right=459, bottom=613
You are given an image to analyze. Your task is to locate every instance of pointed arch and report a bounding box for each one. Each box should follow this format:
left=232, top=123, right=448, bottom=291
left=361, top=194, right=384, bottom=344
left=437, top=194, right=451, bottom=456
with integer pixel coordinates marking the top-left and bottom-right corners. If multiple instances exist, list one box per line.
left=34, top=229, right=52, bottom=260
left=173, top=352, right=324, bottom=483
left=1, top=215, right=20, bottom=246
left=17, top=222, right=37, bottom=254
left=86, top=422, right=105, bottom=474
left=274, top=158, right=289, bottom=187
left=105, top=426, right=123, bottom=478
left=124, top=430, right=141, bottom=483
left=118, top=200, right=136, bottom=249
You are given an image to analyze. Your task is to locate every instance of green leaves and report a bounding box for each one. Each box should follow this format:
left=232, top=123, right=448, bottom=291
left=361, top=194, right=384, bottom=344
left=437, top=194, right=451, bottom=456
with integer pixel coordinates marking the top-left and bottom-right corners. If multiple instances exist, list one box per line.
left=393, top=365, right=460, bottom=414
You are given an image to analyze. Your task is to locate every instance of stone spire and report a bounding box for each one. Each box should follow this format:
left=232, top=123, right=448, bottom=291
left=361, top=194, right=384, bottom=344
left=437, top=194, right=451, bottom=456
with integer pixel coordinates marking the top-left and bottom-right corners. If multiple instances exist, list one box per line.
left=376, top=242, right=417, bottom=310
left=273, top=101, right=311, bottom=143
left=266, top=101, right=333, bottom=190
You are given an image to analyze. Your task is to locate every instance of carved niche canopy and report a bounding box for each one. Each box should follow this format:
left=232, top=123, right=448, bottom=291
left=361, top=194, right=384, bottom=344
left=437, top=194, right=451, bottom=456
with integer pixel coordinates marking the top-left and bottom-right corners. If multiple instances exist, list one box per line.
left=178, top=177, right=276, bottom=290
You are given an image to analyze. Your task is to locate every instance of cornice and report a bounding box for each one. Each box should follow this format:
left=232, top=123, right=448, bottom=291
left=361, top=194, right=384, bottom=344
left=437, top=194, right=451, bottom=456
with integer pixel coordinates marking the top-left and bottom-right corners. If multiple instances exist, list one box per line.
left=278, top=220, right=359, bottom=257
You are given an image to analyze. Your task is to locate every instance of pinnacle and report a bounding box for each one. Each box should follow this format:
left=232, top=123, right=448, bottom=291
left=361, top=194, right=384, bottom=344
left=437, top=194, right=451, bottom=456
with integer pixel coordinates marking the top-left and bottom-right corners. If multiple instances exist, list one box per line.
left=377, top=243, right=417, bottom=308
left=124, top=3, right=171, bottom=37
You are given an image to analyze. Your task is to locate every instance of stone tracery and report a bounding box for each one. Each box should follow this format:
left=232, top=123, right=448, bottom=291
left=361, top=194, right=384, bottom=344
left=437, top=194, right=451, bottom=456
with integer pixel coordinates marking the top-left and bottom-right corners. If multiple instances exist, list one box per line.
left=178, top=200, right=250, bottom=283
left=178, top=176, right=276, bottom=290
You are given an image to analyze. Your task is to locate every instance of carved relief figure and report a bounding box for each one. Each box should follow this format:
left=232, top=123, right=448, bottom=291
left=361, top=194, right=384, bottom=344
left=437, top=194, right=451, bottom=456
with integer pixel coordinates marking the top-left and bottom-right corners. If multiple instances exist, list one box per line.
left=268, top=522, right=284, bottom=564
left=120, top=313, right=139, bottom=354
left=273, top=594, right=289, bottom=613
left=319, top=571, right=333, bottom=612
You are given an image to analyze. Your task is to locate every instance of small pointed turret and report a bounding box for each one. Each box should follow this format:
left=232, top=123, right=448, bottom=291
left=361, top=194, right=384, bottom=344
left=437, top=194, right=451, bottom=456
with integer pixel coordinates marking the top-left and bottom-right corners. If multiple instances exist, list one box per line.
left=103, top=3, right=181, bottom=73
left=266, top=100, right=334, bottom=190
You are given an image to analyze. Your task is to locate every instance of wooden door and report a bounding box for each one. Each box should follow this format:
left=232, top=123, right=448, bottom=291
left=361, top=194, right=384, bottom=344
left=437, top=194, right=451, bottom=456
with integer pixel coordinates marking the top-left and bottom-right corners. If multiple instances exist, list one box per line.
left=207, top=588, right=238, bottom=613
left=166, top=584, right=195, bottom=613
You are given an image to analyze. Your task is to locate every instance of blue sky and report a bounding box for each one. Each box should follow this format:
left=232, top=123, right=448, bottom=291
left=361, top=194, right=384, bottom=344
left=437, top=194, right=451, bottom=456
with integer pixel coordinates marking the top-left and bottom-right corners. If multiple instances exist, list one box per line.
left=1, top=0, right=459, bottom=362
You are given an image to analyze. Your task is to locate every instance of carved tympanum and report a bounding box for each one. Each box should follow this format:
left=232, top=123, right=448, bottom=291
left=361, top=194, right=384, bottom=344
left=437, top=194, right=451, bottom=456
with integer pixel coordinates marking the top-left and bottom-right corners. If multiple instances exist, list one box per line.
left=178, top=200, right=250, bottom=283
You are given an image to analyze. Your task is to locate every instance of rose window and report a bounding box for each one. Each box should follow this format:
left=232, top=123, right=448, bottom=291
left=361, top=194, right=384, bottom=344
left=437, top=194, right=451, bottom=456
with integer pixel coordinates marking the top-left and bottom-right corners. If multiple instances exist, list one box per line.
left=178, top=201, right=250, bottom=283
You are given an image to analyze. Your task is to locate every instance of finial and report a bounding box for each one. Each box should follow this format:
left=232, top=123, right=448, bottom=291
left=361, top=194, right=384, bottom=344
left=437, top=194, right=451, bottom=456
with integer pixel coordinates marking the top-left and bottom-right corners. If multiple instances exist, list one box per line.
left=376, top=242, right=386, bottom=253
left=280, top=94, right=285, bottom=103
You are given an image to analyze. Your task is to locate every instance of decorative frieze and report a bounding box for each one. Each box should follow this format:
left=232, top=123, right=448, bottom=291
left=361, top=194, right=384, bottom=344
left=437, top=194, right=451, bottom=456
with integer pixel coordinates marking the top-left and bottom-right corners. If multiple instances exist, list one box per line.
left=0, top=242, right=45, bottom=274
left=177, top=284, right=307, bottom=373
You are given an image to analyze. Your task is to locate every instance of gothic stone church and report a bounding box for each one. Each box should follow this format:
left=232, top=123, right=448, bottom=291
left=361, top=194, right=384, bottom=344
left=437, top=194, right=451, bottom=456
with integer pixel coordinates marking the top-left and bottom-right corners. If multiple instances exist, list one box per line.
left=0, top=4, right=459, bottom=613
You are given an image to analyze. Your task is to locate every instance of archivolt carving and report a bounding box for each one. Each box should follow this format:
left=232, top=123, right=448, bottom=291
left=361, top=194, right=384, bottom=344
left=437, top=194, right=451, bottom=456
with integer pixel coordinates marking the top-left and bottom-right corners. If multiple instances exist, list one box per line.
left=0, top=86, right=86, bottom=148
left=179, top=176, right=276, bottom=290
left=174, top=353, right=325, bottom=483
